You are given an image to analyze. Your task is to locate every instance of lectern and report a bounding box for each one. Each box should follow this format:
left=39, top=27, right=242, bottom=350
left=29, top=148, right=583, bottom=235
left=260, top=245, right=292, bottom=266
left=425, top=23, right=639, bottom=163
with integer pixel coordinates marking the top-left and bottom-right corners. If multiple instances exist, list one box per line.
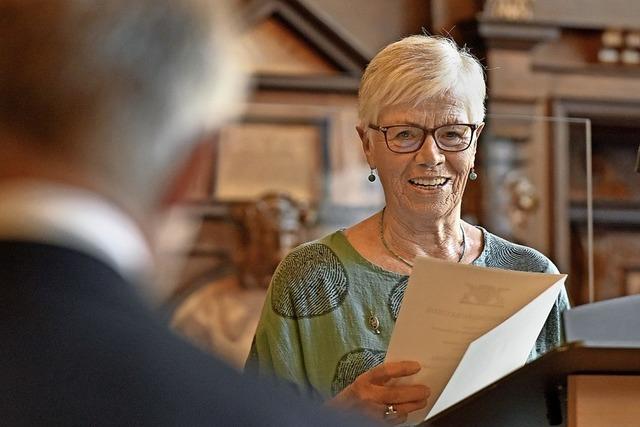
left=419, top=343, right=640, bottom=427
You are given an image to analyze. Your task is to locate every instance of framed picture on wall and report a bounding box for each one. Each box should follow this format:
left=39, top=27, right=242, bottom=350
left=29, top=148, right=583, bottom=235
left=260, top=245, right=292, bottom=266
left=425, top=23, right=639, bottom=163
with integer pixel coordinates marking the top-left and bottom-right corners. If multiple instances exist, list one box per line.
left=213, top=114, right=329, bottom=206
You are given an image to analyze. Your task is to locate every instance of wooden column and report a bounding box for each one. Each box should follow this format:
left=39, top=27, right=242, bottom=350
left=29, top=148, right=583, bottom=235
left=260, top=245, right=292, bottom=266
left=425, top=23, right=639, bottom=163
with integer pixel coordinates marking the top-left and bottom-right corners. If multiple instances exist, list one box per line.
left=568, top=375, right=640, bottom=427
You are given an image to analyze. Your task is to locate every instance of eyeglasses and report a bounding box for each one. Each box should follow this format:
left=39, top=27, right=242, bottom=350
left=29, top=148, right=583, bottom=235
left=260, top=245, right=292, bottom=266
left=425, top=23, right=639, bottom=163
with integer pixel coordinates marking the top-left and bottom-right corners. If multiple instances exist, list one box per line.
left=368, top=123, right=480, bottom=153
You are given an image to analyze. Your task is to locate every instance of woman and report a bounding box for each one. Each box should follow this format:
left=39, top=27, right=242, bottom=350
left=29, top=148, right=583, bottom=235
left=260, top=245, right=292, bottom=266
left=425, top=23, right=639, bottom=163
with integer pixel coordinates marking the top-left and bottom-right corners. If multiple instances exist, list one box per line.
left=246, top=35, right=570, bottom=424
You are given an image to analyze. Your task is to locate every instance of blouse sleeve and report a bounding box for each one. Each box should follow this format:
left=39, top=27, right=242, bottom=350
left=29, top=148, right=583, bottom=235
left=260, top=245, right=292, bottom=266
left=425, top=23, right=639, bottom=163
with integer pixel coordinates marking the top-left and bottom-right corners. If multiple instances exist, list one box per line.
left=245, top=255, right=312, bottom=395
left=528, top=259, right=571, bottom=361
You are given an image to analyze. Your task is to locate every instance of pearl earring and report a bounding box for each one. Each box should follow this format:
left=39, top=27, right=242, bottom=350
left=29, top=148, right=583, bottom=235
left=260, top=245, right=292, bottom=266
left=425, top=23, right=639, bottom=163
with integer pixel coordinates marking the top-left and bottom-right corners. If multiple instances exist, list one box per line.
left=368, top=168, right=376, bottom=182
left=469, top=168, right=478, bottom=181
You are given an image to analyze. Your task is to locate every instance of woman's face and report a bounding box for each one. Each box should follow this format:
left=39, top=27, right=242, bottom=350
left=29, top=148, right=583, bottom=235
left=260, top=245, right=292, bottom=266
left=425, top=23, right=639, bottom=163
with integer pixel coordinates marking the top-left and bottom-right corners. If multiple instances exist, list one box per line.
left=360, top=96, right=483, bottom=220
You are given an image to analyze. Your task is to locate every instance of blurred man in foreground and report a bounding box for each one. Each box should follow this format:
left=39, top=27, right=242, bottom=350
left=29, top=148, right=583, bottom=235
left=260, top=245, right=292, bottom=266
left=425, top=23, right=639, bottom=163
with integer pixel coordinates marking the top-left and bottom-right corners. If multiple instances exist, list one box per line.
left=0, top=1, right=369, bottom=425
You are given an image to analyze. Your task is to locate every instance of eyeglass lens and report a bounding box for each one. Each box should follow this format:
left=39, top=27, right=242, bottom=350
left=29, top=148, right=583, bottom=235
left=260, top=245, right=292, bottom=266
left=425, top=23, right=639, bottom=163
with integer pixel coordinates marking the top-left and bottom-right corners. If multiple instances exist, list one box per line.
left=386, top=124, right=473, bottom=152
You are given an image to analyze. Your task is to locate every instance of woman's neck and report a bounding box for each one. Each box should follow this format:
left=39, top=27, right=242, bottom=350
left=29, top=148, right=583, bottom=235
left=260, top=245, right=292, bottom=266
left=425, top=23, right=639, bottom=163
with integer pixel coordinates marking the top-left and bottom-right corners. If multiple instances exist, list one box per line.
left=380, top=205, right=465, bottom=264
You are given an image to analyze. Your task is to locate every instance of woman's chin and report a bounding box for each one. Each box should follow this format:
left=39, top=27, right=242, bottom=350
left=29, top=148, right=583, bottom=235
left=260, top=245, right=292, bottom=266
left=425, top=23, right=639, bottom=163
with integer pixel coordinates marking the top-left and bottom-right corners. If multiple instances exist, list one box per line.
left=396, top=187, right=458, bottom=218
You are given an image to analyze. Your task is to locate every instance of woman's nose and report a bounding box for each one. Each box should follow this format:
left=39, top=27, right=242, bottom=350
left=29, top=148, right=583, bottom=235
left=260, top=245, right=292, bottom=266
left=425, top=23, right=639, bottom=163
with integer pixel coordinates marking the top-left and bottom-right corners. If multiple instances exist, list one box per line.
left=414, top=133, right=445, bottom=167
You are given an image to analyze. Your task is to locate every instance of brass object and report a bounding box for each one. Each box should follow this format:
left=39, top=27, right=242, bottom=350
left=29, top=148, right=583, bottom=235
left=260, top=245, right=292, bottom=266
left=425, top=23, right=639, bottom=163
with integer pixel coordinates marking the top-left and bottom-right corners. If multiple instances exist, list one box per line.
left=368, top=314, right=381, bottom=335
left=483, top=0, right=534, bottom=21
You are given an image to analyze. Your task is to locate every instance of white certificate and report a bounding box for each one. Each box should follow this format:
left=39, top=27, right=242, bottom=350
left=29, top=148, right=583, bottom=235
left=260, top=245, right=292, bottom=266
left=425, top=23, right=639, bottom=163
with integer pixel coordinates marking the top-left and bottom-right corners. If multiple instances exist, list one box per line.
left=384, top=257, right=566, bottom=425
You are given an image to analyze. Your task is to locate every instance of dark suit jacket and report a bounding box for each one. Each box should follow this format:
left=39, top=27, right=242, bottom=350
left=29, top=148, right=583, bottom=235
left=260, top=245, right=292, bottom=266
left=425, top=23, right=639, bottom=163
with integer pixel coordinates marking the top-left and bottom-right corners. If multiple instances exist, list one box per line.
left=0, top=241, right=370, bottom=426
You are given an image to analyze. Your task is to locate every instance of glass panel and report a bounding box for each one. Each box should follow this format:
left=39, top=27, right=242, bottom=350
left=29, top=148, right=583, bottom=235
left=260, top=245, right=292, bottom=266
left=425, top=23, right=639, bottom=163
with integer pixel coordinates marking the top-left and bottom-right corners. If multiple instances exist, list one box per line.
left=481, top=114, right=597, bottom=306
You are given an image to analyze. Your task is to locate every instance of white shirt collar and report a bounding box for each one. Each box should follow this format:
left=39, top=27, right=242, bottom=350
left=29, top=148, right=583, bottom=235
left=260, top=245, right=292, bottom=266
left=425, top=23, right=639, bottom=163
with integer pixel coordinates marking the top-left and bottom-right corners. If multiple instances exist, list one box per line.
left=0, top=181, right=154, bottom=285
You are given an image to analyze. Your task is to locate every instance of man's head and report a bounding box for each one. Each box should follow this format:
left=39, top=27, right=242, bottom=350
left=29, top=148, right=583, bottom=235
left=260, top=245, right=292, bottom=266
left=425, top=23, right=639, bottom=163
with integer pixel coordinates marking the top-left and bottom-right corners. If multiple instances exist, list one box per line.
left=0, top=0, right=245, bottom=224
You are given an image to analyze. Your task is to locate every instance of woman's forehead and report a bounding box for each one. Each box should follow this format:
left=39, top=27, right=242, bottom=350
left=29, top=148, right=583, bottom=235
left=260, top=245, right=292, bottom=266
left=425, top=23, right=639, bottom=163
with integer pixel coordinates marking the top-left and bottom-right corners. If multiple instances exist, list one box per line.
left=378, top=98, right=469, bottom=124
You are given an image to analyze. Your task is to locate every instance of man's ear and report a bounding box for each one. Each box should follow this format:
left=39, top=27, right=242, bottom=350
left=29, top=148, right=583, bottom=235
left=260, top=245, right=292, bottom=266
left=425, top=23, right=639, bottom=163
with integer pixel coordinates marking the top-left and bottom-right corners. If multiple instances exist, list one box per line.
left=160, top=136, right=216, bottom=207
left=356, top=125, right=375, bottom=168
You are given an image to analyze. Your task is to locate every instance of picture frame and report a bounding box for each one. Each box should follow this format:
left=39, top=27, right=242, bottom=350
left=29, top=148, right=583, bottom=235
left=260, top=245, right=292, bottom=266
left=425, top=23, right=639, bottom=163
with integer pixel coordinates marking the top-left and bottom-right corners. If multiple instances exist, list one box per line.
left=213, top=111, right=329, bottom=206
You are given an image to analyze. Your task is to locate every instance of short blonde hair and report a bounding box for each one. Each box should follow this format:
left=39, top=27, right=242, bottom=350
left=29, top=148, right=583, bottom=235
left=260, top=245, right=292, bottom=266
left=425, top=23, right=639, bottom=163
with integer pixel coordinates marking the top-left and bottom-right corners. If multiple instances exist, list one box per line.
left=358, top=35, right=486, bottom=126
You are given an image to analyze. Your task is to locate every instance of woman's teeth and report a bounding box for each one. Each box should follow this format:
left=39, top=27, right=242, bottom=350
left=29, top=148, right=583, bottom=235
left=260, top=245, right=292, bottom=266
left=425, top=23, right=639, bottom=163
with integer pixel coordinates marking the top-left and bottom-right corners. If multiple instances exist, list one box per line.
left=409, top=177, right=449, bottom=187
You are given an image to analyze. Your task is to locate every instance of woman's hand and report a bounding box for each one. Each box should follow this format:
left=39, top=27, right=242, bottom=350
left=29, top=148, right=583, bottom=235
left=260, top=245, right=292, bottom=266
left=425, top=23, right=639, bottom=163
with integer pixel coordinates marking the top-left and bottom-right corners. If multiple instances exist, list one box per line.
left=328, top=361, right=430, bottom=425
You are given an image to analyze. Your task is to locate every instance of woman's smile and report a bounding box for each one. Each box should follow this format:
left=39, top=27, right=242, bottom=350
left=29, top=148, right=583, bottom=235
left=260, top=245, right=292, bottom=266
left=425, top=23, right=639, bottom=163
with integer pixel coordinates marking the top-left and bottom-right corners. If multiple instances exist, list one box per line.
left=408, top=176, right=451, bottom=190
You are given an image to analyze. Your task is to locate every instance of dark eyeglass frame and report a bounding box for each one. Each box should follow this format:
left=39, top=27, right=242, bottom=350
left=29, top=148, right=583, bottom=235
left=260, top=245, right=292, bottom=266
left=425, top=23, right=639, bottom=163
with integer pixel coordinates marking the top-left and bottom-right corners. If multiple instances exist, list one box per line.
left=368, top=123, right=481, bottom=153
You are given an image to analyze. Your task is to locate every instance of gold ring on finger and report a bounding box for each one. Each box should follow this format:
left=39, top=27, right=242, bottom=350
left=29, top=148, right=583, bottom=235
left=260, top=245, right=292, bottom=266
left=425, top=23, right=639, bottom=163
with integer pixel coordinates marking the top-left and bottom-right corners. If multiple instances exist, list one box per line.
left=384, top=404, right=397, bottom=418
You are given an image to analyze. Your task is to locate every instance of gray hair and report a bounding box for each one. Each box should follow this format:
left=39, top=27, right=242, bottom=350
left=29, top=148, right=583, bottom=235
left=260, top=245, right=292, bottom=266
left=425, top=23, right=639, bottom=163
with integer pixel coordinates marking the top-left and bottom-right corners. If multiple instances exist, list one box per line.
left=358, top=35, right=486, bottom=127
left=0, top=0, right=245, bottom=210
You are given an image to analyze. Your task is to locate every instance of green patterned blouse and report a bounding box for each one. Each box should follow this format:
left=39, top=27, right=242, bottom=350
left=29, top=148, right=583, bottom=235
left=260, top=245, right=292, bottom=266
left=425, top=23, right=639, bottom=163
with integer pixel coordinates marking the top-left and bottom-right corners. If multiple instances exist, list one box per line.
left=246, top=228, right=570, bottom=400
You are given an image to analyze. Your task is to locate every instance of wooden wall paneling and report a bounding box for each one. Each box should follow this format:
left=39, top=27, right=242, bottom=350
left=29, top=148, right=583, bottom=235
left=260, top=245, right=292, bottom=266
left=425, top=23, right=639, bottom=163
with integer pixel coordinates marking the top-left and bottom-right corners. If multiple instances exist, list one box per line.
left=241, top=17, right=341, bottom=76
left=430, top=0, right=481, bottom=39
left=573, top=227, right=640, bottom=304
left=241, top=0, right=370, bottom=92
left=551, top=74, right=640, bottom=102
left=528, top=32, right=640, bottom=101
left=531, top=31, right=601, bottom=74
left=533, top=0, right=640, bottom=30
left=485, top=48, right=550, bottom=101
left=303, top=0, right=432, bottom=57
left=480, top=20, right=560, bottom=50
left=568, top=375, right=640, bottom=427
left=553, top=99, right=640, bottom=261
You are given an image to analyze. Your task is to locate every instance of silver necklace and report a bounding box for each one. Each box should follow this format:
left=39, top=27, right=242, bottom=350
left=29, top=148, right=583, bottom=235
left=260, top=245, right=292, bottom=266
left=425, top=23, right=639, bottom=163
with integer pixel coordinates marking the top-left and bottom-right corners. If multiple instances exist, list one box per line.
left=379, top=208, right=466, bottom=268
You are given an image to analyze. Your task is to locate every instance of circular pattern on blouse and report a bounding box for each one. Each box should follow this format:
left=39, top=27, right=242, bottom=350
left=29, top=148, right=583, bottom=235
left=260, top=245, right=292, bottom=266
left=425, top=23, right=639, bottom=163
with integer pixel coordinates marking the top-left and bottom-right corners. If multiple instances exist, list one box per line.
left=485, top=241, right=548, bottom=273
left=388, top=276, right=409, bottom=321
left=270, top=243, right=349, bottom=319
left=331, top=348, right=386, bottom=396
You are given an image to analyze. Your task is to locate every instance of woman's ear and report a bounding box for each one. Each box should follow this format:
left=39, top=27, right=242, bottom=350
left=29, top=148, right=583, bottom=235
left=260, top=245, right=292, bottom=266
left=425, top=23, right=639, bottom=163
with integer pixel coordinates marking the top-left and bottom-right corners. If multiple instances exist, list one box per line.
left=356, top=125, right=375, bottom=167
left=470, top=122, right=485, bottom=158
